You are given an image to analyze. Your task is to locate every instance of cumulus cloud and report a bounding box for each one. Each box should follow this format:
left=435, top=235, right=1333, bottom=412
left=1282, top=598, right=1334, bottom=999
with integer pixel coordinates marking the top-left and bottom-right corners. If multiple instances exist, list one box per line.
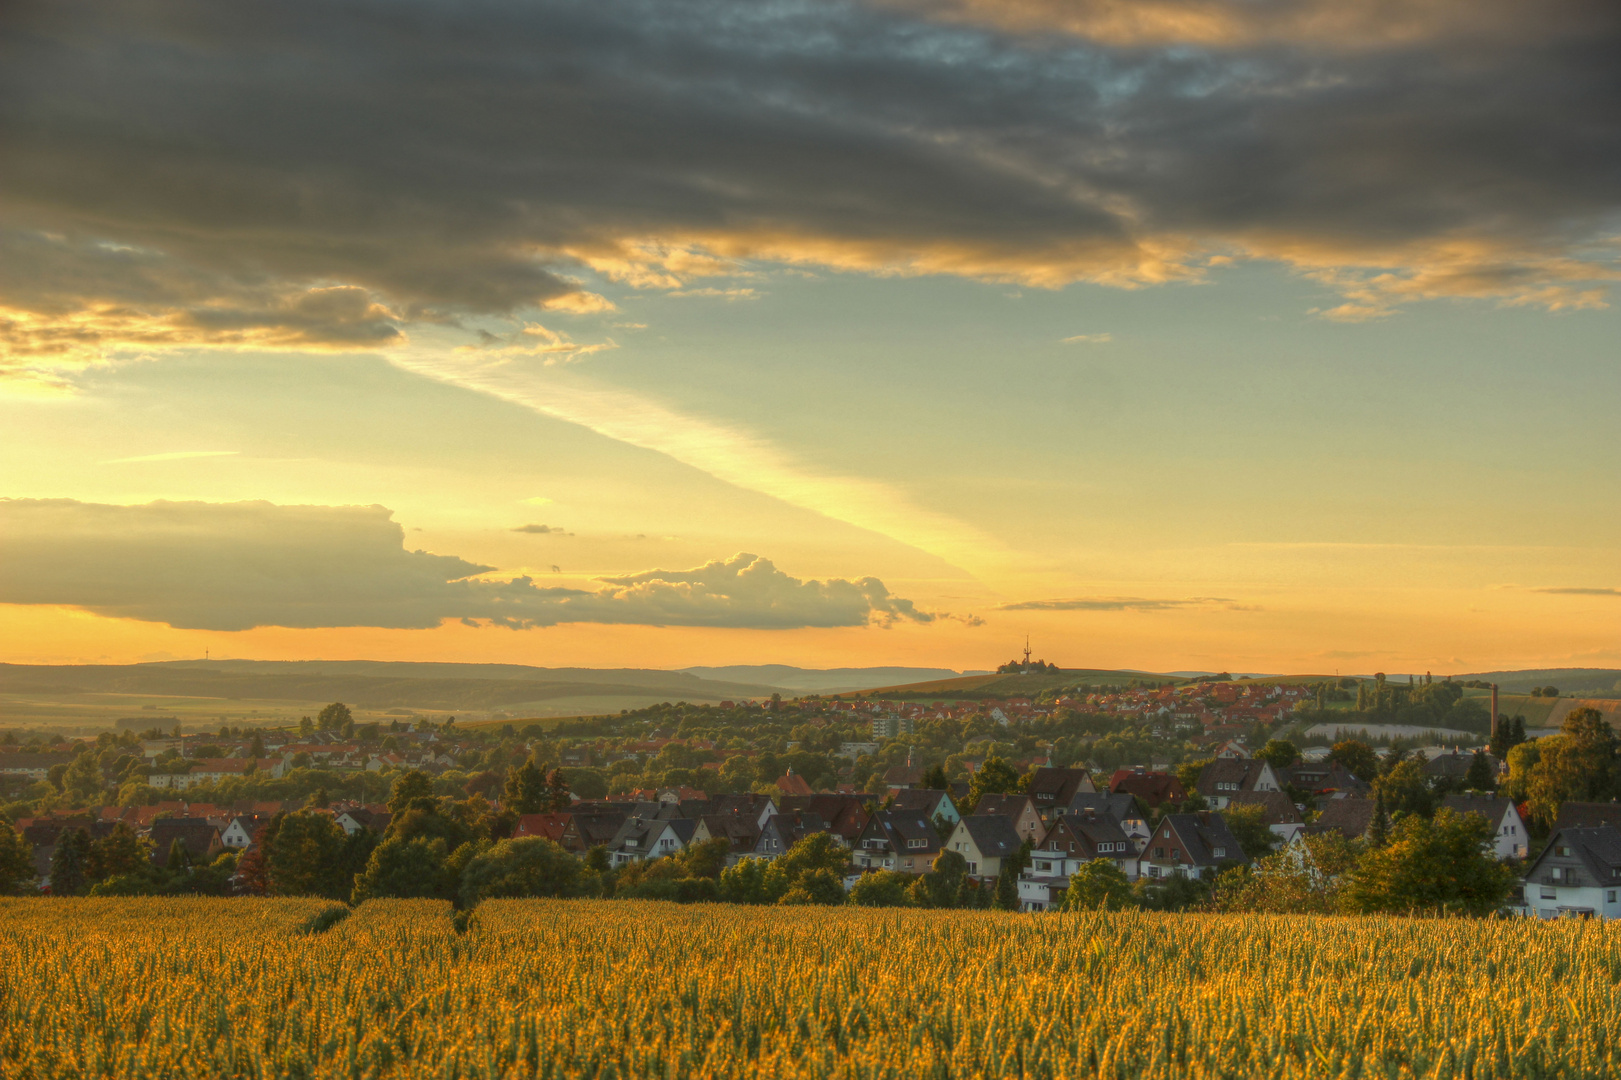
left=1002, top=596, right=1240, bottom=611
left=0, top=499, right=934, bottom=631
left=1, top=0, right=1617, bottom=382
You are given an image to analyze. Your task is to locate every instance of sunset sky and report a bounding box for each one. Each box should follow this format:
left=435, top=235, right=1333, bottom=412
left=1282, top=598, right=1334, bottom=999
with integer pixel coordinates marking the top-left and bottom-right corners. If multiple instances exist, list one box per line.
left=2, top=0, right=1618, bottom=674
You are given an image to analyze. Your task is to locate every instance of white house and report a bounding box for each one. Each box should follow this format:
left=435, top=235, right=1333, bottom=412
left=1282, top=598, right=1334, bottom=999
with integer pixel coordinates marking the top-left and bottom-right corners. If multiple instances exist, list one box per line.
left=1520, top=826, right=1621, bottom=919
left=1443, top=795, right=1528, bottom=859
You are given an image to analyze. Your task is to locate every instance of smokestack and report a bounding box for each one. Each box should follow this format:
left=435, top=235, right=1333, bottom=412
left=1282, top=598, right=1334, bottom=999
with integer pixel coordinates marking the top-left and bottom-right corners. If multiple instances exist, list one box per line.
left=1491, top=684, right=1499, bottom=738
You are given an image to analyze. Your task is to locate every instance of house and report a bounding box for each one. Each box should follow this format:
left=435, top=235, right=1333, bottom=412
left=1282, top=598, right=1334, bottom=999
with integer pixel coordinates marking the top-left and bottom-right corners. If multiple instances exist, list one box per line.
left=852, top=810, right=942, bottom=874
left=1223, top=790, right=1304, bottom=844
left=703, top=793, right=777, bottom=828
left=334, top=808, right=391, bottom=836
left=608, top=816, right=696, bottom=868
left=559, top=811, right=632, bottom=854
left=777, top=794, right=871, bottom=845
left=871, top=716, right=914, bottom=739
left=1425, top=751, right=1495, bottom=785
left=1282, top=760, right=1371, bottom=796
left=146, top=818, right=224, bottom=863
left=691, top=814, right=763, bottom=865
left=774, top=768, right=813, bottom=797
left=1062, top=791, right=1152, bottom=851
left=1034, top=811, right=1136, bottom=877
left=187, top=758, right=284, bottom=783
left=1442, top=795, right=1527, bottom=859
left=890, top=789, right=960, bottom=828
left=1520, top=826, right=1621, bottom=919
left=1213, top=741, right=1250, bottom=759
left=1195, top=759, right=1280, bottom=809
left=945, top=815, right=1024, bottom=881
left=970, top=794, right=1045, bottom=844
left=1138, top=812, right=1247, bottom=881
left=1305, top=797, right=1377, bottom=842
left=1025, top=767, right=1096, bottom=817
left=513, top=812, right=572, bottom=842
left=0, top=752, right=73, bottom=782
left=752, top=811, right=829, bottom=860
left=1108, top=767, right=1187, bottom=808
left=1552, top=802, right=1621, bottom=833
left=882, top=765, right=925, bottom=791
left=220, top=815, right=267, bottom=849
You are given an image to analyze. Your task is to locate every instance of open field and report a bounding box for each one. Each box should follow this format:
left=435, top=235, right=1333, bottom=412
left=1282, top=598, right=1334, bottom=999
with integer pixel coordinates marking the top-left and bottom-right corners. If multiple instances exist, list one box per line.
left=4, top=898, right=1621, bottom=1079
left=848, top=668, right=1189, bottom=700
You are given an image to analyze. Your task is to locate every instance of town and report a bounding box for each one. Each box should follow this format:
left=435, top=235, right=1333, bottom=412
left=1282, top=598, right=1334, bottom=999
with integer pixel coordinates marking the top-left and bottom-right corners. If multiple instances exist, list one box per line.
left=0, top=670, right=1608, bottom=917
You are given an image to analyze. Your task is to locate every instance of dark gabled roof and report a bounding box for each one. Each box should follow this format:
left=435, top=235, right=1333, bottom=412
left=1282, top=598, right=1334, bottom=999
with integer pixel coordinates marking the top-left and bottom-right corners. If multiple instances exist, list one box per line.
left=147, top=817, right=220, bottom=856
left=1025, top=767, right=1093, bottom=804
left=891, top=789, right=952, bottom=815
left=1196, top=758, right=1269, bottom=796
left=1423, top=752, right=1495, bottom=779
left=664, top=818, right=698, bottom=844
left=1063, top=792, right=1139, bottom=822
left=957, top=814, right=1023, bottom=858
left=1531, top=826, right=1621, bottom=886
left=1283, top=761, right=1371, bottom=793
left=568, top=813, right=629, bottom=845
left=1442, top=795, right=1514, bottom=823
left=1224, top=790, right=1302, bottom=825
left=1553, top=802, right=1621, bottom=832
left=974, top=793, right=1034, bottom=820
left=1311, top=797, right=1375, bottom=839
left=697, top=814, right=761, bottom=853
left=1109, top=771, right=1186, bottom=807
left=870, top=810, right=940, bottom=853
left=1043, top=812, right=1128, bottom=849
left=1156, top=813, right=1247, bottom=867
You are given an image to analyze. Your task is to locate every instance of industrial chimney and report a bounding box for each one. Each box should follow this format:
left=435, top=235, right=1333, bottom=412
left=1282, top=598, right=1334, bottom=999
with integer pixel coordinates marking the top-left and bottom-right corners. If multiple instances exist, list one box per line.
left=1491, top=684, right=1499, bottom=739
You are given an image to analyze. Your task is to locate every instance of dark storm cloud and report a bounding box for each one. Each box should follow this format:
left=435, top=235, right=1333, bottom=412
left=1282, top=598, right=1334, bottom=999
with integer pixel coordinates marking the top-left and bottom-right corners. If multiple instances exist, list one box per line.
left=1, top=0, right=1617, bottom=372
left=0, top=499, right=933, bottom=630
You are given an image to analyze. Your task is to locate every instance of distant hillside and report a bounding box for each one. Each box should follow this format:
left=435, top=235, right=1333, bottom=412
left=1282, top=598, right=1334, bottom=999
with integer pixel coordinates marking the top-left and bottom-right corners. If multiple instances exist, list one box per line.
left=1459, top=668, right=1621, bottom=697
left=0, top=660, right=788, bottom=723
left=847, top=668, right=1188, bottom=700
left=680, top=665, right=984, bottom=694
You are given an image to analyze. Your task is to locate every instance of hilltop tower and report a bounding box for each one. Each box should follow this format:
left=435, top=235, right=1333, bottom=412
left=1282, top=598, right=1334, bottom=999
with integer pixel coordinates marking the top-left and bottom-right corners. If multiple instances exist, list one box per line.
left=1022, top=635, right=1032, bottom=673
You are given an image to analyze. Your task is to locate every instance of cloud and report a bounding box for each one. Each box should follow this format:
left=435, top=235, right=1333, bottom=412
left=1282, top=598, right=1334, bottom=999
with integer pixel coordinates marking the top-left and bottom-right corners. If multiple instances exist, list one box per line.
left=103, top=450, right=239, bottom=464
left=512, top=523, right=571, bottom=535
left=0, top=498, right=936, bottom=631
left=1061, top=333, right=1112, bottom=344
left=1001, top=596, right=1239, bottom=611
left=1, top=0, right=1615, bottom=385
left=1535, top=587, right=1621, bottom=597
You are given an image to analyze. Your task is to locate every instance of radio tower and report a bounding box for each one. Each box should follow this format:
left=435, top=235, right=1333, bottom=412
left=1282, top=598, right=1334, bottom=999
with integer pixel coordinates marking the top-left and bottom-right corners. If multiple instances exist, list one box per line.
left=1023, top=635, right=1032, bottom=673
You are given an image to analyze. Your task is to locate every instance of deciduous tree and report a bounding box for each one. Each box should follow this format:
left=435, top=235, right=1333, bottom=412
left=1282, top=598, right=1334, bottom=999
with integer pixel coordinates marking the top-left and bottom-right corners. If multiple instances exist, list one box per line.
left=1061, top=858, right=1133, bottom=911
left=1341, top=808, right=1514, bottom=915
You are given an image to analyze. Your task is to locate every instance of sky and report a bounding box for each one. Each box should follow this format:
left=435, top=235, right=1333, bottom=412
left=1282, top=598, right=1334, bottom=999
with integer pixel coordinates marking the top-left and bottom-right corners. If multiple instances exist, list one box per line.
left=1, top=0, right=1618, bottom=675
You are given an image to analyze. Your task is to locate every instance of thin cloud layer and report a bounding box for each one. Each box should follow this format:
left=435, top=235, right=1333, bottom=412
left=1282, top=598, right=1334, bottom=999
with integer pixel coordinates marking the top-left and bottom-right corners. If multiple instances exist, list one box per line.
left=0, top=499, right=935, bottom=631
left=1, top=0, right=1617, bottom=382
left=1003, top=596, right=1237, bottom=612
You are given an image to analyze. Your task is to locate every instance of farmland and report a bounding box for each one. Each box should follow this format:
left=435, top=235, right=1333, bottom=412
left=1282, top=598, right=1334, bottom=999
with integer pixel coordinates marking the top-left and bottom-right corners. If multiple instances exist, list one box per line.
left=4, top=898, right=1621, bottom=1079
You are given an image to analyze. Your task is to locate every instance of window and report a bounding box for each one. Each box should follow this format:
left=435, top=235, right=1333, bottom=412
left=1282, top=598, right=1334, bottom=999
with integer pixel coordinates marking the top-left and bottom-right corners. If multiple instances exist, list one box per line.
left=1541, top=887, right=1557, bottom=900
left=1170, top=848, right=1180, bottom=860
left=1212, top=847, right=1226, bottom=858
left=1153, top=846, right=1165, bottom=858
left=1557, top=845, right=1572, bottom=856
left=1609, top=891, right=1617, bottom=903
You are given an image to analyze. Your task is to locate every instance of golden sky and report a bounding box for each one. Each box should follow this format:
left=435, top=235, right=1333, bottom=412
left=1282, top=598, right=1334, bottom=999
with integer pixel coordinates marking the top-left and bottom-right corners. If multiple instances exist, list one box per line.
left=1, top=0, right=1618, bottom=674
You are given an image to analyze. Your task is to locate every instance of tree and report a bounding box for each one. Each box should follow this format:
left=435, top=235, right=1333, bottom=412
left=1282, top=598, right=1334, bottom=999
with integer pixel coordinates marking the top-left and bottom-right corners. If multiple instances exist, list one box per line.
left=1341, top=808, right=1515, bottom=915
left=1368, top=790, right=1390, bottom=848
left=1222, top=803, right=1278, bottom=859
left=249, top=733, right=266, bottom=758
left=919, top=763, right=949, bottom=791
left=1258, top=740, right=1299, bottom=771
left=1527, top=708, right=1620, bottom=826
left=65, top=751, right=104, bottom=799
left=544, top=768, right=572, bottom=812
left=717, top=857, right=770, bottom=904
left=387, top=770, right=436, bottom=815
left=849, top=870, right=913, bottom=907
left=966, top=756, right=1022, bottom=812
left=317, top=702, right=353, bottom=731
left=503, top=760, right=547, bottom=815
left=1464, top=751, right=1496, bottom=792
left=778, top=868, right=846, bottom=905
left=1060, top=858, right=1133, bottom=911
left=1328, top=740, right=1379, bottom=784
left=49, top=828, right=91, bottom=895
left=165, top=838, right=191, bottom=872
left=1374, top=758, right=1434, bottom=819
left=1175, top=759, right=1212, bottom=796
left=0, top=822, right=35, bottom=893
left=909, top=849, right=967, bottom=908
left=1500, top=740, right=1541, bottom=802
left=1209, top=834, right=1358, bottom=914
left=351, top=836, right=455, bottom=903
left=459, top=838, right=594, bottom=905
left=265, top=811, right=349, bottom=898
left=86, top=822, right=150, bottom=883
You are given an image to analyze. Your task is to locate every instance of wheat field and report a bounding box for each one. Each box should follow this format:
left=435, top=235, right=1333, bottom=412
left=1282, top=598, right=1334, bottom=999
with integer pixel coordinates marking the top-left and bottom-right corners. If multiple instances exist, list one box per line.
left=1, top=897, right=1617, bottom=1078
